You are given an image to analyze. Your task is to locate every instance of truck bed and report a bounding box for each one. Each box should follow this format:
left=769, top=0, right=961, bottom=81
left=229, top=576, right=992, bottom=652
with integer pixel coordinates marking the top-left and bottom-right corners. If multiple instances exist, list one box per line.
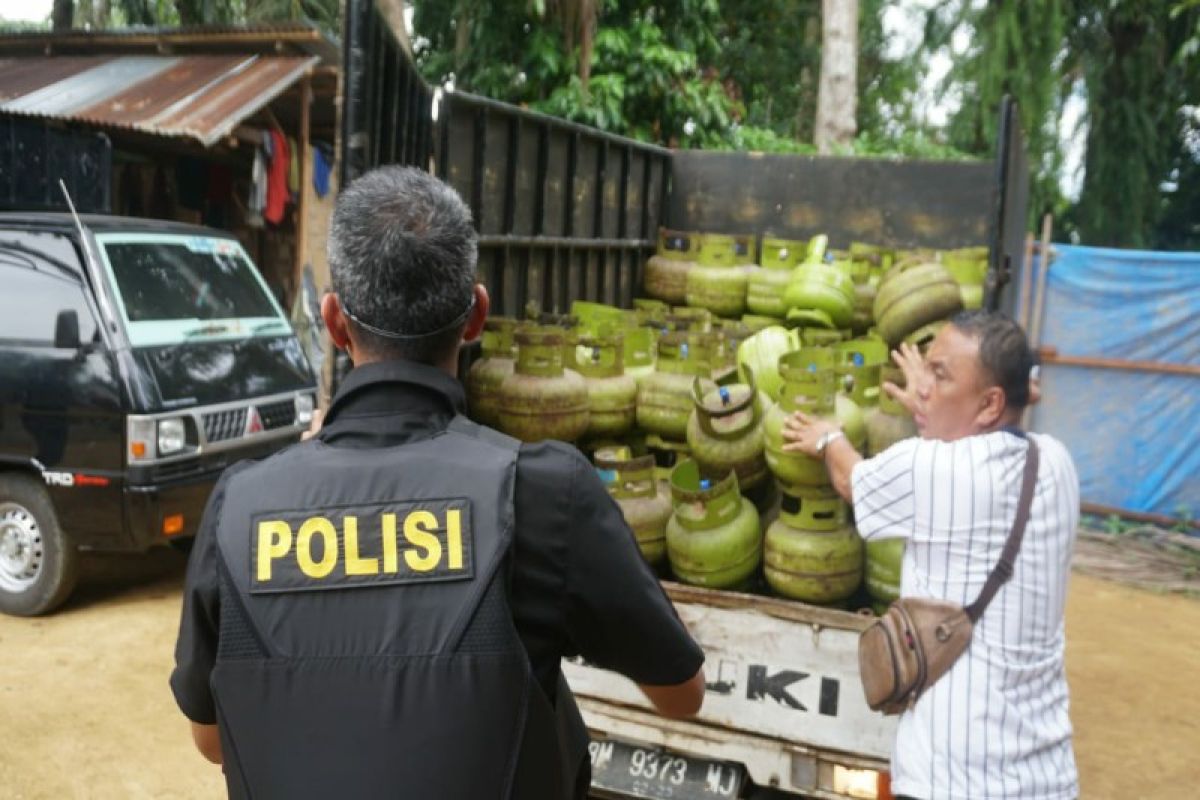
left=564, top=582, right=897, bottom=798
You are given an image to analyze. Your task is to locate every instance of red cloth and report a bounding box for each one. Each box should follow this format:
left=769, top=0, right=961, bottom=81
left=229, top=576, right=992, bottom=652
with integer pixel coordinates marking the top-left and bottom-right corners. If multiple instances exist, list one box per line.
left=265, top=129, right=290, bottom=225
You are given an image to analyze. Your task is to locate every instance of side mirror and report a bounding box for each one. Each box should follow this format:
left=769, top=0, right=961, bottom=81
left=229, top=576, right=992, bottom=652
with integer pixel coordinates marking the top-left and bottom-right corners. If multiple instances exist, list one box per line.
left=54, top=309, right=81, bottom=350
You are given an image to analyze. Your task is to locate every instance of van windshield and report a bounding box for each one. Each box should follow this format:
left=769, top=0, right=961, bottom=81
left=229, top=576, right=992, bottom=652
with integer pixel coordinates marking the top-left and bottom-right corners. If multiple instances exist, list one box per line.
left=94, top=232, right=290, bottom=347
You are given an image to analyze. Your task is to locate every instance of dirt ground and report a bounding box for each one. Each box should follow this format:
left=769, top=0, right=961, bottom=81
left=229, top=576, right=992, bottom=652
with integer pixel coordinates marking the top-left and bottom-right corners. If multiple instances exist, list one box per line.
left=1, top=550, right=1197, bottom=799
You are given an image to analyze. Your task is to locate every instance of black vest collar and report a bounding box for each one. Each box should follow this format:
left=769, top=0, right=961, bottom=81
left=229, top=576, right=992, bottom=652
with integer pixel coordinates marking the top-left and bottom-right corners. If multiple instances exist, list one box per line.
left=323, top=360, right=467, bottom=426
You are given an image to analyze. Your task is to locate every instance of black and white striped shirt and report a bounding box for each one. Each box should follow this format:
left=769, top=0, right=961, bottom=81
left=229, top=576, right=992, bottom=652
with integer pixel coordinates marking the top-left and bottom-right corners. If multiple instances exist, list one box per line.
left=852, top=430, right=1079, bottom=800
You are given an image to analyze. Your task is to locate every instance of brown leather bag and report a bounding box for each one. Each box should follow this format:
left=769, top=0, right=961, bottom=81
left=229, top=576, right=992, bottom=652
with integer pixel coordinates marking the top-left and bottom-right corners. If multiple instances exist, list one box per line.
left=859, top=437, right=1039, bottom=715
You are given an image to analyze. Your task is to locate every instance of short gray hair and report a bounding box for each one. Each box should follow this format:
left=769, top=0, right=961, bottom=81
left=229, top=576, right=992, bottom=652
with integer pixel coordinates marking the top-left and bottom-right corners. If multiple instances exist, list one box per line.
left=327, top=166, right=477, bottom=361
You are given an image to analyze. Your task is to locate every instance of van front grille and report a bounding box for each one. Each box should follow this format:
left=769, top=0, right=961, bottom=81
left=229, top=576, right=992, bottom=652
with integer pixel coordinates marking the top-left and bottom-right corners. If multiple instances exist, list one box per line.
left=203, top=408, right=247, bottom=443
left=257, top=399, right=296, bottom=430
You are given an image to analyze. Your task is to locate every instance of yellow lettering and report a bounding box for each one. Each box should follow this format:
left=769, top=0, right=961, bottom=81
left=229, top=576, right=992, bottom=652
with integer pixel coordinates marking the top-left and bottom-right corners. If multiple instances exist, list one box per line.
left=403, top=510, right=442, bottom=572
left=446, top=509, right=464, bottom=570
left=343, top=516, right=379, bottom=576
left=256, top=520, right=293, bottom=582
left=296, top=517, right=338, bottom=578
left=382, top=513, right=398, bottom=573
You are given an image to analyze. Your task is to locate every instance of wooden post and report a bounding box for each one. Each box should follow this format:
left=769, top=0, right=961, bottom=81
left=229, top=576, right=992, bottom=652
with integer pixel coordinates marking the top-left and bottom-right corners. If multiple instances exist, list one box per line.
left=293, top=72, right=312, bottom=303
left=1018, top=231, right=1035, bottom=330
left=1029, top=213, right=1054, bottom=349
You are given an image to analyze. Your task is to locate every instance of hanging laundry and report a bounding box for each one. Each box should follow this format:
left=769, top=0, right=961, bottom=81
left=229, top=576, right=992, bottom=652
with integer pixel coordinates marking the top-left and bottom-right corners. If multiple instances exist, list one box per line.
left=288, top=136, right=301, bottom=200
left=248, top=139, right=267, bottom=228
left=265, top=128, right=290, bottom=225
left=312, top=144, right=333, bottom=199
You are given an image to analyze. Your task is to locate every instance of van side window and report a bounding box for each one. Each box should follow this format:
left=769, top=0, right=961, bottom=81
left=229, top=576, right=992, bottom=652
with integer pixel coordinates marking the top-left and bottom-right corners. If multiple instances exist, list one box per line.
left=0, top=231, right=98, bottom=346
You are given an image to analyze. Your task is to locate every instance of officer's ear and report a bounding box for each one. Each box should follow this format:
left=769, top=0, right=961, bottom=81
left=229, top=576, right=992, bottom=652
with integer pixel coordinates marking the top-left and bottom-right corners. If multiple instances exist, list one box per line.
left=461, top=283, right=489, bottom=345
left=321, top=293, right=353, bottom=352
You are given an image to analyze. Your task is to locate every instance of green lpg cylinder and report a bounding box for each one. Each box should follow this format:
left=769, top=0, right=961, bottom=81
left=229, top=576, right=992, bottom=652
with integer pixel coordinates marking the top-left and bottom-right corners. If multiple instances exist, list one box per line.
left=763, top=349, right=840, bottom=490
left=740, top=314, right=779, bottom=332
left=736, top=325, right=801, bottom=402
left=645, top=229, right=697, bottom=305
left=497, top=329, right=590, bottom=442
left=865, top=364, right=918, bottom=456
left=783, top=258, right=856, bottom=330
left=665, top=306, right=714, bottom=333
left=797, top=325, right=848, bottom=348
left=687, top=376, right=768, bottom=491
left=595, top=447, right=672, bottom=567
left=873, top=261, right=963, bottom=346
left=666, top=459, right=762, bottom=590
left=687, top=233, right=750, bottom=318
left=864, top=537, right=905, bottom=611
left=764, top=487, right=864, bottom=604
left=849, top=260, right=878, bottom=336
left=636, top=333, right=716, bottom=441
left=747, top=237, right=804, bottom=318
left=834, top=338, right=889, bottom=409
left=904, top=319, right=947, bottom=352
left=465, top=316, right=517, bottom=428
left=573, top=334, right=638, bottom=439
left=570, top=300, right=625, bottom=335
left=942, top=249, right=986, bottom=310
left=621, top=325, right=658, bottom=386
left=786, top=347, right=869, bottom=450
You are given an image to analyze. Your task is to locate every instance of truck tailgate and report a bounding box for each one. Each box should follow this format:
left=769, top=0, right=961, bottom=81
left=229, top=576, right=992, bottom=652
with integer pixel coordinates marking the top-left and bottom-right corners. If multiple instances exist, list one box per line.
left=564, top=583, right=898, bottom=797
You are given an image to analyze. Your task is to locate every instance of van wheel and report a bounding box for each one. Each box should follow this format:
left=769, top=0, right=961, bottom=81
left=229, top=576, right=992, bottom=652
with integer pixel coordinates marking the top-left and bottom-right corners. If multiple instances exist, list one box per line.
left=0, top=474, right=79, bottom=616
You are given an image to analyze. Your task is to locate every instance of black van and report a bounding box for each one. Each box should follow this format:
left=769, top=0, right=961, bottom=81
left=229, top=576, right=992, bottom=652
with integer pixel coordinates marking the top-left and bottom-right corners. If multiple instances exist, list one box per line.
left=0, top=214, right=317, bottom=616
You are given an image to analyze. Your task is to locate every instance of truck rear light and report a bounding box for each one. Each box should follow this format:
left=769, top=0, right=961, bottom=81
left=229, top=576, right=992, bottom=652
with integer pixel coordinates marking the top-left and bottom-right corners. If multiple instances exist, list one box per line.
left=831, top=765, right=880, bottom=799
left=878, top=771, right=893, bottom=800
left=162, top=514, right=185, bottom=536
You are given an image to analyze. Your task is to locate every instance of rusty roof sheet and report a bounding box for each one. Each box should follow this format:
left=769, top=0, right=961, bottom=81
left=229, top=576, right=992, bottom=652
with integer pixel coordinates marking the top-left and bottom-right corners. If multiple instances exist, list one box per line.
left=0, top=54, right=319, bottom=147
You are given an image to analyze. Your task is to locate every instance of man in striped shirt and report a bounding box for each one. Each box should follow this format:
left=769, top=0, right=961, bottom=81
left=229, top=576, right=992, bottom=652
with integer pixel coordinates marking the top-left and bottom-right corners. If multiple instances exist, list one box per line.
left=783, top=311, right=1079, bottom=800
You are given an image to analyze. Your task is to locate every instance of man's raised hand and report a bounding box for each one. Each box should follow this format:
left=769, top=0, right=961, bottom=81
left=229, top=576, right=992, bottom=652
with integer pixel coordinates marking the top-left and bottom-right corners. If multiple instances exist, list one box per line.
left=881, top=341, right=927, bottom=417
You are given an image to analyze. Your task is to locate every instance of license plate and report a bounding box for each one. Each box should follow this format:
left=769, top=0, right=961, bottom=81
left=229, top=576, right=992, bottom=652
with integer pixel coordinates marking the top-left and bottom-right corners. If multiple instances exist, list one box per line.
left=588, top=738, right=745, bottom=799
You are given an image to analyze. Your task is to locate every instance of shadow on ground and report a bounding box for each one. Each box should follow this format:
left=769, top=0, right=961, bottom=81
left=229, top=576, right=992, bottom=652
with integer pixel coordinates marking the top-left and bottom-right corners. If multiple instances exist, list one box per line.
left=59, top=546, right=191, bottom=613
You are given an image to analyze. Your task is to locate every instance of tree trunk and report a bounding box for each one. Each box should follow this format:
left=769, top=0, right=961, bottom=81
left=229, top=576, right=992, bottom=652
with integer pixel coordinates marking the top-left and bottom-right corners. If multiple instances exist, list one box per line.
left=52, top=0, right=74, bottom=30
left=90, top=0, right=109, bottom=28
left=454, top=4, right=471, bottom=74
left=814, top=0, right=858, bottom=154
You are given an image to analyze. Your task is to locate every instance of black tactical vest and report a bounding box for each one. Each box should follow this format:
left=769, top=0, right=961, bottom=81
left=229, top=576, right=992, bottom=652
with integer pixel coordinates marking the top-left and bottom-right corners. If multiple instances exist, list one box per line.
left=211, top=417, right=581, bottom=799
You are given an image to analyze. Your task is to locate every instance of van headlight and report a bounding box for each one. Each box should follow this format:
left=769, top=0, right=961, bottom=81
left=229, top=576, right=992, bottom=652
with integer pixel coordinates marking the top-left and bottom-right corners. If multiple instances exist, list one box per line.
left=157, top=418, right=187, bottom=455
left=294, top=393, right=315, bottom=426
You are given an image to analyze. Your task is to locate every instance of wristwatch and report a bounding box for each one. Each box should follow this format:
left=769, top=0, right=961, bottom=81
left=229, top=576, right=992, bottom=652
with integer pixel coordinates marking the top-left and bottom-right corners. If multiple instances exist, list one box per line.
left=815, top=429, right=845, bottom=457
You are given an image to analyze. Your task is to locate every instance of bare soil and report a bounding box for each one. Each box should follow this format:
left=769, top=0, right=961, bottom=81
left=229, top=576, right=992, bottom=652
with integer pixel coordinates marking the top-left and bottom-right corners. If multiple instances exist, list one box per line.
left=0, top=550, right=1196, bottom=799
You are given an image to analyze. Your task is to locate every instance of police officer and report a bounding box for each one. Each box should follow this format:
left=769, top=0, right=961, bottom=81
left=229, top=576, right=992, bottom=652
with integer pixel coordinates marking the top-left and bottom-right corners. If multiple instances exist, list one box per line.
left=170, top=166, right=706, bottom=799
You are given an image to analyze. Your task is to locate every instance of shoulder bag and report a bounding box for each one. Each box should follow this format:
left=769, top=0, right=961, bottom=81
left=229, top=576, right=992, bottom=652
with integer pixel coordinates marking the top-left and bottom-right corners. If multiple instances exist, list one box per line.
left=858, top=437, right=1039, bottom=715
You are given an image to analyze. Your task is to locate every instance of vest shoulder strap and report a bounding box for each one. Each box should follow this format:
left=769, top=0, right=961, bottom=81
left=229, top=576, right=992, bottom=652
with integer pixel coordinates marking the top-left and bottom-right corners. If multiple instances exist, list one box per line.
left=447, top=415, right=522, bottom=454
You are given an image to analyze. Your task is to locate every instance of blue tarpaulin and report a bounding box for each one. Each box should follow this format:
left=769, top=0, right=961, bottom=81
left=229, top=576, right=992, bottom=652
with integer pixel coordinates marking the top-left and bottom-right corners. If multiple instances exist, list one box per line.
left=1028, top=244, right=1199, bottom=520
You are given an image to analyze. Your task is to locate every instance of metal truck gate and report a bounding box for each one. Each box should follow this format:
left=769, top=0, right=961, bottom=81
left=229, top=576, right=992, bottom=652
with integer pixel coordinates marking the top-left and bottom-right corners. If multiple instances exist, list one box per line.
left=341, top=0, right=1028, bottom=318
left=341, top=0, right=670, bottom=319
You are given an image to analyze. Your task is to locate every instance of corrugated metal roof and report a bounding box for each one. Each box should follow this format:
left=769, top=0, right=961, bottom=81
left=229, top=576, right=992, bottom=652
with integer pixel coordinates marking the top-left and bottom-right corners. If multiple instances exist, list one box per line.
left=0, top=54, right=319, bottom=147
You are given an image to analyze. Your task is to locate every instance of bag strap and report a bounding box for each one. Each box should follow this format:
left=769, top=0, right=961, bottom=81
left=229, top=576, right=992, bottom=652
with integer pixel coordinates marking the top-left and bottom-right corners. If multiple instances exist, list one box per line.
left=964, top=437, right=1040, bottom=623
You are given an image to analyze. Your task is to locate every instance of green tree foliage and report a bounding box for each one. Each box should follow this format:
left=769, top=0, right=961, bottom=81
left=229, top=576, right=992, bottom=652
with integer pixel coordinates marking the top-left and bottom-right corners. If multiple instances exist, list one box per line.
left=1068, top=2, right=1199, bottom=248
left=931, top=0, right=1200, bottom=249
left=716, top=0, right=820, bottom=141
left=928, top=1, right=1069, bottom=221
left=412, top=0, right=960, bottom=158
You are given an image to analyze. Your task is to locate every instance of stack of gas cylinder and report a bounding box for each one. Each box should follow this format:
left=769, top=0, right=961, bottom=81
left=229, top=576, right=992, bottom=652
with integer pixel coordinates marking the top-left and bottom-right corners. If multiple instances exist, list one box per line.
left=463, top=229, right=984, bottom=610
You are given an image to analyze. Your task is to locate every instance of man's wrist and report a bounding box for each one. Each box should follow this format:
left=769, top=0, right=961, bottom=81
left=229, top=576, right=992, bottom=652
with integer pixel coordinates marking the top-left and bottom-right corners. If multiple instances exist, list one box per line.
left=815, top=429, right=845, bottom=458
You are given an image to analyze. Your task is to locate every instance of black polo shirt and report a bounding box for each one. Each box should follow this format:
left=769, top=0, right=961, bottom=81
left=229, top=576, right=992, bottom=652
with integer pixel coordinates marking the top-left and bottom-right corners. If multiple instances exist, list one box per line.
left=171, top=358, right=704, bottom=724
